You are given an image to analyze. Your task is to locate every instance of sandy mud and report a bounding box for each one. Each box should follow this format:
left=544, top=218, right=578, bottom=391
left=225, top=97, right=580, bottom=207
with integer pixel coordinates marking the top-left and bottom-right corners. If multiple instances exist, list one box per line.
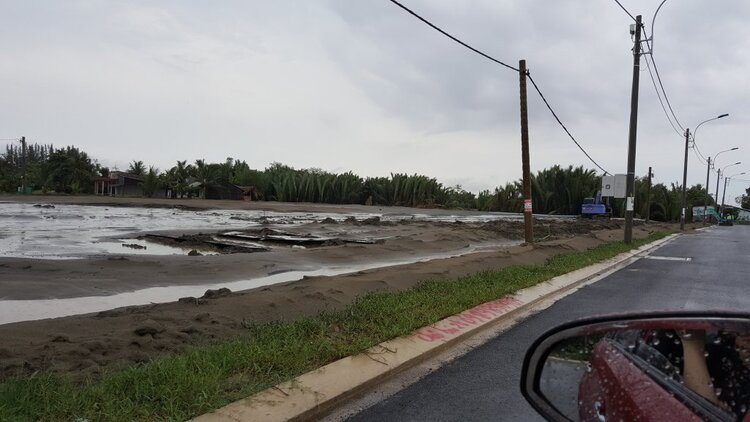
left=0, top=195, right=674, bottom=380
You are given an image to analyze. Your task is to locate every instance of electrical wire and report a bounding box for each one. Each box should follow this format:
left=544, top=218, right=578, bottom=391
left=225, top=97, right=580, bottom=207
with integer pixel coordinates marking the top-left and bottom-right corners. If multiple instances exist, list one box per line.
left=613, top=0, right=637, bottom=21
left=387, top=0, right=518, bottom=72
left=0, top=138, right=21, bottom=141
left=526, top=73, right=610, bottom=175
left=693, top=141, right=709, bottom=162
left=388, top=0, right=611, bottom=175
left=641, top=28, right=684, bottom=132
left=643, top=49, right=684, bottom=139
left=692, top=148, right=707, bottom=166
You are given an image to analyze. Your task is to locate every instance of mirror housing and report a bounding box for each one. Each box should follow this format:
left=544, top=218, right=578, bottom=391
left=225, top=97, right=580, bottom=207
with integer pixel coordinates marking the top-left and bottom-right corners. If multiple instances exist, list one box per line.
left=520, top=312, right=750, bottom=422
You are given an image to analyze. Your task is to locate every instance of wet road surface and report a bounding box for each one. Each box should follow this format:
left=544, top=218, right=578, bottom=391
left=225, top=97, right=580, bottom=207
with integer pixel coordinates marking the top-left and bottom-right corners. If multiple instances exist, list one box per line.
left=342, top=226, right=750, bottom=421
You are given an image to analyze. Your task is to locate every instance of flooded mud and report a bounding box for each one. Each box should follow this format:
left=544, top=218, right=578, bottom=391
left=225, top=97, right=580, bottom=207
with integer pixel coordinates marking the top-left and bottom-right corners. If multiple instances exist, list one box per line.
left=0, top=196, right=675, bottom=380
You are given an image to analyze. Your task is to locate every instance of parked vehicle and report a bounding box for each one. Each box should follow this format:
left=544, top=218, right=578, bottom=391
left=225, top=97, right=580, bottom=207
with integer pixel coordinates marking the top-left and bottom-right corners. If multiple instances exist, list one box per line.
left=580, top=191, right=610, bottom=218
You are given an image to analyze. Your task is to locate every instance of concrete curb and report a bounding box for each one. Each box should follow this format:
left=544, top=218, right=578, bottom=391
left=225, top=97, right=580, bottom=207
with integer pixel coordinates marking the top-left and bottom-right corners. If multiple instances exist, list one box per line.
left=192, top=234, right=679, bottom=422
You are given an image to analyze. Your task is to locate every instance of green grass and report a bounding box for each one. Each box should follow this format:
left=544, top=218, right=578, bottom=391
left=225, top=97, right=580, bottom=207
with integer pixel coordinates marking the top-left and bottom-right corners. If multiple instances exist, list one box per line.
left=0, top=232, right=672, bottom=421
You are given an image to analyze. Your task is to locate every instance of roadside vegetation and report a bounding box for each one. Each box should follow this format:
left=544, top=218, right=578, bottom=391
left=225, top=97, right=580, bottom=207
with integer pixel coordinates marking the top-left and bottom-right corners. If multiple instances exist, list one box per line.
left=1, top=141, right=736, bottom=220
left=0, top=231, right=671, bottom=421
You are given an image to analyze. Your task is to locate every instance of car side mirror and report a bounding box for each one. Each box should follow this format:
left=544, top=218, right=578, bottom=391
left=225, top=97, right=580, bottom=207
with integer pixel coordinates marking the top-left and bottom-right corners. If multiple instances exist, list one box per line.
left=520, top=312, right=750, bottom=422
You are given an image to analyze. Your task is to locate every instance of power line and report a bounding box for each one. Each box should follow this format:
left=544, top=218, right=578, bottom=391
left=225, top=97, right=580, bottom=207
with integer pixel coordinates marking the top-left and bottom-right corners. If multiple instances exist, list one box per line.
left=692, top=147, right=707, bottom=166
left=0, top=138, right=21, bottom=141
left=641, top=28, right=684, bottom=132
left=526, top=73, right=610, bottom=175
left=642, top=49, right=683, bottom=139
left=612, top=0, right=637, bottom=21
left=387, top=0, right=518, bottom=72
left=692, top=140, right=709, bottom=162
left=388, top=0, right=610, bottom=175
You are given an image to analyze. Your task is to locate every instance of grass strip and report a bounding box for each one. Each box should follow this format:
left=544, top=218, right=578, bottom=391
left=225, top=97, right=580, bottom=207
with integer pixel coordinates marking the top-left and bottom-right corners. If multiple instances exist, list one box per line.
left=0, top=231, right=672, bottom=421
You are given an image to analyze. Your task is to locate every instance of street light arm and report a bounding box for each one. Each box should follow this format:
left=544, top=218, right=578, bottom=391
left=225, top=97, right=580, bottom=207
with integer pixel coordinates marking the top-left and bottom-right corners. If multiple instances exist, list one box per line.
left=713, top=147, right=740, bottom=170
left=693, top=113, right=729, bottom=143
left=721, top=162, right=742, bottom=175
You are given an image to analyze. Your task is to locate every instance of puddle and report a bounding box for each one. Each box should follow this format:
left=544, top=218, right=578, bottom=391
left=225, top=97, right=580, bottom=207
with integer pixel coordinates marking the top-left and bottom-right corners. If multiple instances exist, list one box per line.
left=0, top=241, right=522, bottom=325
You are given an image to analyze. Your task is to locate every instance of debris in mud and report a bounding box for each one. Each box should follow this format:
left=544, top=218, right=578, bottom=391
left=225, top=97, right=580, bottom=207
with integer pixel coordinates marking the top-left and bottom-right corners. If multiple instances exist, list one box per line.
left=320, top=217, right=338, bottom=224
left=202, top=287, right=232, bottom=299
left=143, top=233, right=267, bottom=254
left=187, top=249, right=202, bottom=256
left=121, top=243, right=147, bottom=250
left=33, top=204, right=55, bottom=209
left=178, top=296, right=208, bottom=305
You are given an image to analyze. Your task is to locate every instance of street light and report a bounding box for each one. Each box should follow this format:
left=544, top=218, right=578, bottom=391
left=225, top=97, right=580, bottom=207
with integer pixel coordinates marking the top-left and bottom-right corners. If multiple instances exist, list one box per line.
left=716, top=162, right=742, bottom=216
left=705, top=146, right=739, bottom=223
left=681, top=113, right=729, bottom=230
left=721, top=170, right=745, bottom=215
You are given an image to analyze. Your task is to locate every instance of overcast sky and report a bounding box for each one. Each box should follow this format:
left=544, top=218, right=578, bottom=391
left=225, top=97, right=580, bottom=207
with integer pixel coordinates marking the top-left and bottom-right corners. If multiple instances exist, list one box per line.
left=1, top=1, right=749, bottom=203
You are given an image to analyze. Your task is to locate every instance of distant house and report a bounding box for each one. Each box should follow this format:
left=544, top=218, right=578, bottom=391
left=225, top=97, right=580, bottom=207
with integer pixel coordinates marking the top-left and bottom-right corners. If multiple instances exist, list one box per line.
left=93, top=171, right=144, bottom=196
left=205, top=184, right=245, bottom=200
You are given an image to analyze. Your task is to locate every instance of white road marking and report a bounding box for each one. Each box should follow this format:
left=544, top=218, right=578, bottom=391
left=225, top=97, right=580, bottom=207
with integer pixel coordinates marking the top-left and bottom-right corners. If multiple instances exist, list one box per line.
left=643, top=255, right=692, bottom=262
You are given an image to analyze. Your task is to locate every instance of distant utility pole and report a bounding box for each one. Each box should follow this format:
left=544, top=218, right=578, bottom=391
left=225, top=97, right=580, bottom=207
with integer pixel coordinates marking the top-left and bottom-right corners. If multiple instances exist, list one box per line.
left=680, top=128, right=690, bottom=230
left=519, top=59, right=533, bottom=244
left=703, top=157, right=711, bottom=224
left=20, top=136, right=26, bottom=193
left=624, top=15, right=642, bottom=244
left=645, top=166, right=652, bottom=223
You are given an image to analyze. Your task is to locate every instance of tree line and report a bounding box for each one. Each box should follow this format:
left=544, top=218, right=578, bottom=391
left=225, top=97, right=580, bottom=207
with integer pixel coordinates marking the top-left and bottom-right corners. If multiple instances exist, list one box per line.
left=0, top=141, right=738, bottom=221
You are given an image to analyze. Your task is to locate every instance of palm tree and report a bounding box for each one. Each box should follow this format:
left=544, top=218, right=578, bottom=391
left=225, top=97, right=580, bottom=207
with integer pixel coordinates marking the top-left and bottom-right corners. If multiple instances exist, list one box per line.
left=127, top=160, right=146, bottom=176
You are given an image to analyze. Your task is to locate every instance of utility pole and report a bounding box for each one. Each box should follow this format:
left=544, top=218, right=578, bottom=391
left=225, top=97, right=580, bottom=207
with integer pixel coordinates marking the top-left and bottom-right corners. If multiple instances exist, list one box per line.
left=624, top=15, right=642, bottom=244
left=703, top=157, right=711, bottom=224
left=715, top=169, right=722, bottom=216
left=721, top=176, right=729, bottom=216
left=519, top=59, right=533, bottom=244
left=645, top=166, right=652, bottom=223
left=20, top=136, right=26, bottom=193
left=680, top=128, right=690, bottom=230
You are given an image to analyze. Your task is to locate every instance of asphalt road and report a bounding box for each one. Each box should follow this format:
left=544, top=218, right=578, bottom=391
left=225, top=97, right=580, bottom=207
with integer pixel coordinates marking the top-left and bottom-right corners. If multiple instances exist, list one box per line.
left=343, top=225, right=750, bottom=421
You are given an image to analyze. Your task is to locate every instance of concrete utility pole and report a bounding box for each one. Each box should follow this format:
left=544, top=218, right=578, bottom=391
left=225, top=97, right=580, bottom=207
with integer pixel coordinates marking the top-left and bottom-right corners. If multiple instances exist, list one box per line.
left=715, top=169, right=722, bottom=214
left=20, top=136, right=26, bottom=193
left=680, top=128, right=690, bottom=230
left=624, top=15, right=642, bottom=244
left=703, top=157, right=711, bottom=224
left=519, top=59, right=533, bottom=244
left=645, top=166, right=652, bottom=223
left=721, top=177, right=729, bottom=215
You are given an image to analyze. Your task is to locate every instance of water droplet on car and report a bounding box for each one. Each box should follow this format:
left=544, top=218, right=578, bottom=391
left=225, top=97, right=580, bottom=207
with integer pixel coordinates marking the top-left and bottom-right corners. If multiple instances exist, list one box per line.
left=652, top=338, right=660, bottom=346
left=715, top=388, right=723, bottom=396
left=665, top=331, right=674, bottom=338
left=713, top=337, right=722, bottom=344
left=704, top=351, right=709, bottom=357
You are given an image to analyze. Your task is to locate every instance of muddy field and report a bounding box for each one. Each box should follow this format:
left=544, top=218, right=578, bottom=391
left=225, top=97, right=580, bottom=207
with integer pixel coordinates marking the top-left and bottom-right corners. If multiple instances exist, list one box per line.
left=0, top=195, right=677, bottom=381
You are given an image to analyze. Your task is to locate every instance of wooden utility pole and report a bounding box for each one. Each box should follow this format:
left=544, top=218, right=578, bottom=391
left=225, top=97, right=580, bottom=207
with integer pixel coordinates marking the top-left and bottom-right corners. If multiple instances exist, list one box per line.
left=624, top=15, right=642, bottom=243
left=680, top=128, right=690, bottom=230
left=645, top=166, right=652, bottom=223
left=20, top=136, right=26, bottom=193
left=703, top=157, right=711, bottom=225
left=519, top=59, right=533, bottom=244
